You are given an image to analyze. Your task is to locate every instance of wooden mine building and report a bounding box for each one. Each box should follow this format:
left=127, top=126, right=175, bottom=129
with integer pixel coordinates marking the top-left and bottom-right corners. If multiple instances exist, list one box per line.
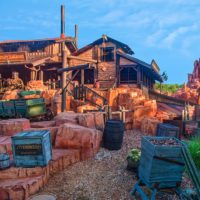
left=0, top=34, right=162, bottom=89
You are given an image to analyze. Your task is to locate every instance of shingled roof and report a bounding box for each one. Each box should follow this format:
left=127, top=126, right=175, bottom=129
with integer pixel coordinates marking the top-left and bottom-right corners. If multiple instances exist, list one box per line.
left=0, top=37, right=77, bottom=53
left=117, top=51, right=163, bottom=82
left=73, top=35, right=134, bottom=56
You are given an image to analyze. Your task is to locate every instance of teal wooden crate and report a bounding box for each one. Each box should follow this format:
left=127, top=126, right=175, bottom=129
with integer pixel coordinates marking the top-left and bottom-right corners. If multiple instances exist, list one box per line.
left=14, top=98, right=46, bottom=118
left=2, top=100, right=16, bottom=117
left=11, top=130, right=52, bottom=167
left=0, top=101, right=4, bottom=117
left=139, top=136, right=185, bottom=189
left=156, top=123, right=179, bottom=138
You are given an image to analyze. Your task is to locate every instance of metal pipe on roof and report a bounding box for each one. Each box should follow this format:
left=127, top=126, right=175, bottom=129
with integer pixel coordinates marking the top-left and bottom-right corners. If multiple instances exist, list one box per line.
left=75, top=24, right=78, bottom=48
left=61, top=5, right=65, bottom=38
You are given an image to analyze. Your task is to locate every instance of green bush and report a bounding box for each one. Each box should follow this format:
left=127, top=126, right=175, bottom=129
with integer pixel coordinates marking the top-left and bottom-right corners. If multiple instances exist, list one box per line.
left=127, top=149, right=141, bottom=162
left=188, top=137, right=200, bottom=170
left=155, top=83, right=183, bottom=94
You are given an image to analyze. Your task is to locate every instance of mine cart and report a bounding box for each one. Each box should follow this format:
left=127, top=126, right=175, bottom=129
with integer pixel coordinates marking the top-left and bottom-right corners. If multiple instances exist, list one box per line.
left=1, top=100, right=16, bottom=118
left=0, top=98, right=53, bottom=120
left=131, top=136, right=185, bottom=200
left=14, top=98, right=46, bottom=118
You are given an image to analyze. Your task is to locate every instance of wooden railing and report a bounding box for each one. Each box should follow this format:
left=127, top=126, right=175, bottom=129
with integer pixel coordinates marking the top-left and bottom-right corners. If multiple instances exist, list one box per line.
left=149, top=89, right=197, bottom=106
left=73, top=85, right=108, bottom=108
left=27, top=52, right=53, bottom=60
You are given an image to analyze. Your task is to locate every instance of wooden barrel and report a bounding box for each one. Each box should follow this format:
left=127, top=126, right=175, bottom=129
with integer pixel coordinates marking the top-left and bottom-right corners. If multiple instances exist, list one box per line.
left=103, top=120, right=124, bottom=150
left=0, top=153, right=10, bottom=170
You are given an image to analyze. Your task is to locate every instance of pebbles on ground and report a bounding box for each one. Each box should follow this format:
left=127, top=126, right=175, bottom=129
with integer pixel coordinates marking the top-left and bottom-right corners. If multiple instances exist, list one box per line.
left=38, top=130, right=193, bottom=200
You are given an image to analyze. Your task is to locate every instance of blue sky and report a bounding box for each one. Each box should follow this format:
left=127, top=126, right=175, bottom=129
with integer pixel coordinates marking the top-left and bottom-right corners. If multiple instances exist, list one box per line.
left=0, top=0, right=200, bottom=84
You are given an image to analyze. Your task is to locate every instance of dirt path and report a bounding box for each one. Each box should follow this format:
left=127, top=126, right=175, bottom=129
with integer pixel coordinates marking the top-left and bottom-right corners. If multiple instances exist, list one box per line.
left=37, top=130, right=189, bottom=200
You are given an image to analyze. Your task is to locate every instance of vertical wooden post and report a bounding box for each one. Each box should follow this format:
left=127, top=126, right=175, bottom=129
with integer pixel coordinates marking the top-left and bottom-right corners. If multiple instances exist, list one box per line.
left=81, top=69, right=84, bottom=85
left=30, top=71, right=35, bottom=80
left=108, top=106, right=112, bottom=120
left=39, top=70, right=43, bottom=81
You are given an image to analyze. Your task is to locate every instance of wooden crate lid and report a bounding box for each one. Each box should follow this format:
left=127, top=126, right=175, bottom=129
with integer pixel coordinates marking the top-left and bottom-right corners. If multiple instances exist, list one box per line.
left=12, top=130, right=50, bottom=138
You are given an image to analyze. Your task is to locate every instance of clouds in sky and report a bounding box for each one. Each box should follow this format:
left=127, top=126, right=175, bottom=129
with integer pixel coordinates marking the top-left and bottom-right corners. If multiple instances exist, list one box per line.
left=0, top=0, right=200, bottom=83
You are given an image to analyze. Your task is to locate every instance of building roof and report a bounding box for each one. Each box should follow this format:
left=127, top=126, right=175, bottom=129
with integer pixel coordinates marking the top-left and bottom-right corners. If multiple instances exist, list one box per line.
left=117, top=51, right=163, bottom=82
left=73, top=35, right=134, bottom=56
left=0, top=37, right=77, bottom=53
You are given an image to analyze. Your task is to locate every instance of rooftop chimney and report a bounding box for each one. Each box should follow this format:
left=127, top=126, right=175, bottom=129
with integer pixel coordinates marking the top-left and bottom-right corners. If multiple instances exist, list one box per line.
left=75, top=24, right=78, bottom=47
left=61, top=5, right=65, bottom=38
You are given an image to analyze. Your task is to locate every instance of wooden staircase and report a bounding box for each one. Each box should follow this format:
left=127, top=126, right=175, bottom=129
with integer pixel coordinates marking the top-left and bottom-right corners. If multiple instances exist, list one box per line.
left=73, top=85, right=108, bottom=110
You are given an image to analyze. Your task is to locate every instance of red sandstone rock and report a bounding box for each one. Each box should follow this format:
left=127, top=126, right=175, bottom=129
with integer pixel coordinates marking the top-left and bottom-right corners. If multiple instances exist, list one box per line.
left=54, top=112, right=79, bottom=126
left=26, top=80, right=48, bottom=91
left=0, top=149, right=80, bottom=200
left=92, top=112, right=105, bottom=131
left=133, top=106, right=156, bottom=129
left=141, top=117, right=160, bottom=136
left=55, top=123, right=103, bottom=160
left=77, top=113, right=96, bottom=129
left=76, top=104, right=98, bottom=113
left=155, top=111, right=170, bottom=122
left=70, top=99, right=85, bottom=112
left=0, top=149, right=80, bottom=180
left=0, top=175, right=45, bottom=200
left=2, top=90, right=20, bottom=100
left=0, top=136, right=12, bottom=154
left=144, top=100, right=157, bottom=113
left=30, top=121, right=56, bottom=128
left=28, top=127, right=58, bottom=146
left=0, top=118, right=30, bottom=136
left=41, top=89, right=56, bottom=105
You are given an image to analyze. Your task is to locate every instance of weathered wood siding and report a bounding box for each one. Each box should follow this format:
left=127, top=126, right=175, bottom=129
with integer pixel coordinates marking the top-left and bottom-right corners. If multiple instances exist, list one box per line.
left=69, top=42, right=117, bottom=81
left=119, top=57, right=136, bottom=66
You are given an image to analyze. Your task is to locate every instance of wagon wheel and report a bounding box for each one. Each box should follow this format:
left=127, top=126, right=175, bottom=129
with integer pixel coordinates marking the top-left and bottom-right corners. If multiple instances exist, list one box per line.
left=45, top=108, right=54, bottom=121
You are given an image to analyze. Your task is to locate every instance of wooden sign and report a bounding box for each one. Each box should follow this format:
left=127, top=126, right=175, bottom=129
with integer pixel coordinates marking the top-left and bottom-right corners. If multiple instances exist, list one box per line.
left=15, top=144, right=43, bottom=156
left=0, top=52, right=26, bottom=63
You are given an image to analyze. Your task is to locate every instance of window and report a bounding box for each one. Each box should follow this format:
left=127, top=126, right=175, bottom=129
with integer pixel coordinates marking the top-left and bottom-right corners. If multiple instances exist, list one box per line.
left=101, top=47, right=114, bottom=62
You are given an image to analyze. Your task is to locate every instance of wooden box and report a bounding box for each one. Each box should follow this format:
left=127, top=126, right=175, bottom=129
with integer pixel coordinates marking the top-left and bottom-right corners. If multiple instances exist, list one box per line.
left=139, top=136, right=184, bottom=189
left=156, top=123, right=179, bottom=138
left=11, top=130, right=52, bottom=167
left=14, top=98, right=46, bottom=118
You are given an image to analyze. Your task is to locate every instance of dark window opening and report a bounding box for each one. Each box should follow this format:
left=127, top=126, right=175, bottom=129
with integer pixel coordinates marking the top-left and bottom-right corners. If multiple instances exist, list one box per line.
left=120, top=67, right=137, bottom=84
left=72, top=69, right=94, bottom=84
left=101, top=47, right=114, bottom=62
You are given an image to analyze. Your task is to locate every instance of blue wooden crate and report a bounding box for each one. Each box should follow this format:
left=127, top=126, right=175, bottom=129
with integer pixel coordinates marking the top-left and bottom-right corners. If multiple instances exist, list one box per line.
left=139, top=136, right=184, bottom=189
left=11, top=130, right=52, bottom=167
left=156, top=123, right=179, bottom=138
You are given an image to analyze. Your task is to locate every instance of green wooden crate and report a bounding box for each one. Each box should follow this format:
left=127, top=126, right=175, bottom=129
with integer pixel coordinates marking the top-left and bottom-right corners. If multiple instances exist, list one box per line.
left=14, top=98, right=46, bottom=118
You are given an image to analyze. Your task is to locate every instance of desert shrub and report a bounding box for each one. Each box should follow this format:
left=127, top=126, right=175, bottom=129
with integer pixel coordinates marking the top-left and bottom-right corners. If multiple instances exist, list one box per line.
left=188, top=137, right=200, bottom=170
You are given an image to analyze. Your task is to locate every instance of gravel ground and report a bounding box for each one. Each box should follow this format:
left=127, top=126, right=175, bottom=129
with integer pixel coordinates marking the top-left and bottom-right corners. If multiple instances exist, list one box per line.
left=37, top=130, right=193, bottom=200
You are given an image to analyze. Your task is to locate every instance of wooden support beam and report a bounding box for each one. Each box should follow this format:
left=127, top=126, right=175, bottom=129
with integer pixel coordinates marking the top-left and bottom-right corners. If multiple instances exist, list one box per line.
left=58, top=63, right=95, bottom=74
left=81, top=69, right=84, bottom=85
left=68, top=55, right=98, bottom=63
left=32, top=57, right=51, bottom=67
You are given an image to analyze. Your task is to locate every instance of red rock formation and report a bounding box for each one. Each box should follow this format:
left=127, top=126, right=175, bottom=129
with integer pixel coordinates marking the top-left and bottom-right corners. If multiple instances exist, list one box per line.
left=0, top=119, right=30, bottom=136
left=55, top=123, right=103, bottom=160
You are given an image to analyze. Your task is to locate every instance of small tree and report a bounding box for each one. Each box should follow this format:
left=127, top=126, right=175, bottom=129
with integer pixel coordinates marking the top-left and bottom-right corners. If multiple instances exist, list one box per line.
left=161, top=71, right=168, bottom=82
